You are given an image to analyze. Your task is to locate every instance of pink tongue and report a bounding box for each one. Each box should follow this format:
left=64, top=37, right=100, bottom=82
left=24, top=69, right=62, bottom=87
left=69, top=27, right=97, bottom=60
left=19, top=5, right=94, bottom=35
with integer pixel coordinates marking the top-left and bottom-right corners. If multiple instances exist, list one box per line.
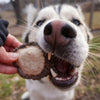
left=56, top=60, right=68, bottom=73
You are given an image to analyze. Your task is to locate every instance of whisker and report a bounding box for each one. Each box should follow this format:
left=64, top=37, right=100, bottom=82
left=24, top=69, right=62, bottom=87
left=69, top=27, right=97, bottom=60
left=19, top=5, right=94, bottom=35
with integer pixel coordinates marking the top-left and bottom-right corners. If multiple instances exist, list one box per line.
left=89, top=44, right=100, bottom=46
left=81, top=77, right=88, bottom=83
left=87, top=60, right=97, bottom=78
left=89, top=43, right=100, bottom=45
left=89, top=52, right=100, bottom=58
left=89, top=47, right=100, bottom=50
left=84, top=61, right=92, bottom=72
left=89, top=47, right=100, bottom=51
left=17, top=18, right=27, bottom=25
left=85, top=60, right=96, bottom=78
left=19, top=24, right=38, bottom=34
left=89, top=44, right=100, bottom=47
left=88, top=54, right=100, bottom=73
left=88, top=54, right=100, bottom=66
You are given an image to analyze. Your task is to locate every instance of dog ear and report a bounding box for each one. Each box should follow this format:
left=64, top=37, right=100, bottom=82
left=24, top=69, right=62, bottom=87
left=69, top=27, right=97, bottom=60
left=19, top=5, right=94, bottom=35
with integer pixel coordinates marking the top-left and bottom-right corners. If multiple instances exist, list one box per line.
left=74, top=4, right=85, bottom=20
left=22, top=4, right=37, bottom=43
left=25, top=4, right=37, bottom=27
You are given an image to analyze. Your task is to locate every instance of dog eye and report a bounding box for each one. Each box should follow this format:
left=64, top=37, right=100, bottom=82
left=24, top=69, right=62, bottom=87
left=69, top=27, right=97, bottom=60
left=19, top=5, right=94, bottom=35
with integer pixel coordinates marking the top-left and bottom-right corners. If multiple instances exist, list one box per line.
left=36, top=19, right=46, bottom=26
left=72, top=19, right=81, bottom=26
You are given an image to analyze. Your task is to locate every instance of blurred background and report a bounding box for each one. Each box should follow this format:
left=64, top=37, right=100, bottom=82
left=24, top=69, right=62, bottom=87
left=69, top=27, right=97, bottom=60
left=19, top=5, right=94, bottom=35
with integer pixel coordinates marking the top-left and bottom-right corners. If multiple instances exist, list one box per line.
left=0, top=0, right=100, bottom=100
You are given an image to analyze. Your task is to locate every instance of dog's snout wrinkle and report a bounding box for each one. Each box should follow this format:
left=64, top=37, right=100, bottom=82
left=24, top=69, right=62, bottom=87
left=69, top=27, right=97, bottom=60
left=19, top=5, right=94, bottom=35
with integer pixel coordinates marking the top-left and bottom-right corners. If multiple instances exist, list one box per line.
left=61, top=24, right=76, bottom=38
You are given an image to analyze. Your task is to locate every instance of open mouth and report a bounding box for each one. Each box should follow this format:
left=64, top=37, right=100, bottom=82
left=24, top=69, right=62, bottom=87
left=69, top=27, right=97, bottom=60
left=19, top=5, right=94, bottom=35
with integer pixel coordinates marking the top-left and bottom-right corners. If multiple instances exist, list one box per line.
left=47, top=53, right=79, bottom=89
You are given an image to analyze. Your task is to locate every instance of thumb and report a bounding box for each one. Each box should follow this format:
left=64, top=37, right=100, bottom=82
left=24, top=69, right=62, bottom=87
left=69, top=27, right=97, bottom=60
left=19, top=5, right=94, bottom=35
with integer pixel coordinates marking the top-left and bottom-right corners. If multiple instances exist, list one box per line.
left=0, top=47, right=19, bottom=64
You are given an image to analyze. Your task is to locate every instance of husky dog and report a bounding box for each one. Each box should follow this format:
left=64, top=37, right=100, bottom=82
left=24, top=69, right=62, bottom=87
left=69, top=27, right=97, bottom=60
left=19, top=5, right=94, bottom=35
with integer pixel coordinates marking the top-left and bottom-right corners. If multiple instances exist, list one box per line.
left=22, top=4, right=93, bottom=100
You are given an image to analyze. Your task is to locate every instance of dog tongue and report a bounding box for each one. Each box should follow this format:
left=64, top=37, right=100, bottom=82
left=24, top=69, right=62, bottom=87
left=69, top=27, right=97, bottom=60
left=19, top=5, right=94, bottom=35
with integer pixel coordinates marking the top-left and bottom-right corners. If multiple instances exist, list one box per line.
left=56, top=60, right=68, bottom=73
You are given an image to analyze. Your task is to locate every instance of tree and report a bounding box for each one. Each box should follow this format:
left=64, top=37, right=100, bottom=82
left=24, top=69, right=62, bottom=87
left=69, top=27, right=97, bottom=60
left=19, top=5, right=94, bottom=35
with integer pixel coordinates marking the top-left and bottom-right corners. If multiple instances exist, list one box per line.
left=20, top=0, right=36, bottom=8
left=11, top=0, right=24, bottom=25
left=10, top=0, right=37, bottom=25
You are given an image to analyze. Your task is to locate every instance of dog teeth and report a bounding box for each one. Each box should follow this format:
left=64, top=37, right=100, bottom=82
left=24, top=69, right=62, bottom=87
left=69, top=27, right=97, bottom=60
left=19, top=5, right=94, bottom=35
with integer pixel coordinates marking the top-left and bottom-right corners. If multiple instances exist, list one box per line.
left=67, top=77, right=70, bottom=80
left=48, top=53, right=54, bottom=60
left=55, top=77, right=67, bottom=81
left=71, top=68, right=78, bottom=75
left=55, top=77, right=62, bottom=81
left=48, top=53, right=52, bottom=60
left=50, top=69, right=57, bottom=77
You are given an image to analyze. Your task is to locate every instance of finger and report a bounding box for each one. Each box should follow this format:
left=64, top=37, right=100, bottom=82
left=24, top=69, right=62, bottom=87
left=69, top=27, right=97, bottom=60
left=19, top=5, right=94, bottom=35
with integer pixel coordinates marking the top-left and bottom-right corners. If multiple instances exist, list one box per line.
left=4, top=45, right=14, bottom=52
left=5, top=34, right=22, bottom=48
left=0, top=63, right=17, bottom=74
left=0, top=47, right=19, bottom=64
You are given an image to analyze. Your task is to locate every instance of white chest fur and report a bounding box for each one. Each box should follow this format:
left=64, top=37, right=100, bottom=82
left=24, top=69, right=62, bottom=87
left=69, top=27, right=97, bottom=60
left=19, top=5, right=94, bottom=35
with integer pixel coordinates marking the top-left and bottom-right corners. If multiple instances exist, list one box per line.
left=26, top=77, right=75, bottom=100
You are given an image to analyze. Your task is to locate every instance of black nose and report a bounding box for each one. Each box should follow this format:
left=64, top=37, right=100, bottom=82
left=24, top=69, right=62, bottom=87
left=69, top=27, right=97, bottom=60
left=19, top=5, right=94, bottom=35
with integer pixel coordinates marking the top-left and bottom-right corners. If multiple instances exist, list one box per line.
left=44, top=23, right=52, bottom=36
left=61, top=24, right=76, bottom=38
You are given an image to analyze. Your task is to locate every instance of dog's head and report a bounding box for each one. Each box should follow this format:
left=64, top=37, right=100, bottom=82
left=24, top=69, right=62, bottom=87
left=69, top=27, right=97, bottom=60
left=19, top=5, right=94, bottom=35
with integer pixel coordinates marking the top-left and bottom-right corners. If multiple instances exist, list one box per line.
left=23, top=4, right=92, bottom=89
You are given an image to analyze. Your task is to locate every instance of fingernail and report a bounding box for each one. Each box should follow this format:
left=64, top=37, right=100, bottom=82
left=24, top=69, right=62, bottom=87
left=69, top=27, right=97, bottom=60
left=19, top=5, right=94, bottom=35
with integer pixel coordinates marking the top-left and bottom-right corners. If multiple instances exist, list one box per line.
left=9, top=53, right=19, bottom=59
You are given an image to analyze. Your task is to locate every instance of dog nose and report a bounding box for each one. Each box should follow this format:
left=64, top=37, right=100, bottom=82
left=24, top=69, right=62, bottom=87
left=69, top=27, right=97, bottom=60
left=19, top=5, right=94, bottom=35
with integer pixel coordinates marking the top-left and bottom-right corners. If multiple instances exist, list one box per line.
left=61, top=24, right=76, bottom=38
left=44, top=23, right=52, bottom=35
left=44, top=20, right=76, bottom=47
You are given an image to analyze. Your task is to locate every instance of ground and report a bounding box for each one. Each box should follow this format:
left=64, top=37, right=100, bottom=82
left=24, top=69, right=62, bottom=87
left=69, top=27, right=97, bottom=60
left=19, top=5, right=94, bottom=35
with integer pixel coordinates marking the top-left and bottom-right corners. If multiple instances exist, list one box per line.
left=0, top=10, right=100, bottom=100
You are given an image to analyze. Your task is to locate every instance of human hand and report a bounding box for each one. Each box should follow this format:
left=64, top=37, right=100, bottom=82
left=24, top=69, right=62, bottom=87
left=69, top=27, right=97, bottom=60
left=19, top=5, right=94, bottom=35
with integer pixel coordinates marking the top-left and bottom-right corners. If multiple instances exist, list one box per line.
left=0, top=34, right=22, bottom=74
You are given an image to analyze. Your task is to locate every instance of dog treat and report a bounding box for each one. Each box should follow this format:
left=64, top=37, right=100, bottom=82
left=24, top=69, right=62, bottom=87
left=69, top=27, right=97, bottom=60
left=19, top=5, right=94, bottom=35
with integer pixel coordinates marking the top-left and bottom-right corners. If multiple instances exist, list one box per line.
left=13, top=42, right=50, bottom=80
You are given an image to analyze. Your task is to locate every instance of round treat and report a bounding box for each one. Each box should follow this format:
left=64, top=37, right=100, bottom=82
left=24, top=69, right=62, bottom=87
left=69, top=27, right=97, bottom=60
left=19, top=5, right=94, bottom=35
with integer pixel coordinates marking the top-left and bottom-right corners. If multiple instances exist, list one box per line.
left=13, top=42, right=50, bottom=80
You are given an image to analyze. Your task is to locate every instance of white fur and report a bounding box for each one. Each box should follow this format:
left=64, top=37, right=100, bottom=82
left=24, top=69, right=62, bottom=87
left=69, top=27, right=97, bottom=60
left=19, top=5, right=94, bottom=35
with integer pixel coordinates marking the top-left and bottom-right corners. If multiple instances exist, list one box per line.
left=21, top=91, right=29, bottom=100
left=22, top=4, right=92, bottom=100
left=26, top=4, right=37, bottom=27
left=26, top=77, right=75, bottom=100
left=22, top=4, right=37, bottom=42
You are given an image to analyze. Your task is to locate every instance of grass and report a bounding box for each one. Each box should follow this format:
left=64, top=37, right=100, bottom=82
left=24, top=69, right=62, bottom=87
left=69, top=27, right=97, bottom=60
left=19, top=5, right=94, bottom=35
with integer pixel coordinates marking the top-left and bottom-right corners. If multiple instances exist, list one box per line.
left=0, top=74, right=25, bottom=100
left=0, top=10, right=100, bottom=100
